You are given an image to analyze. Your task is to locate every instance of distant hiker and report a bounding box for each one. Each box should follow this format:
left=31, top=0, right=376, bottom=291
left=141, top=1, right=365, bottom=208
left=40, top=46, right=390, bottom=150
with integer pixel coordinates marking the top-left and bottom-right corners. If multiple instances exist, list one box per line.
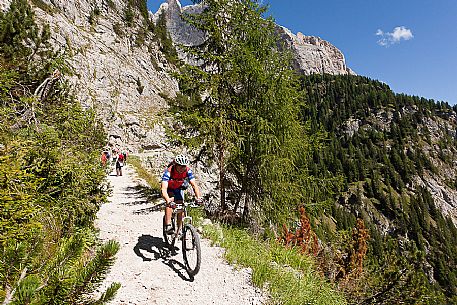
left=101, top=151, right=108, bottom=167
left=122, top=150, right=128, bottom=164
left=116, top=152, right=125, bottom=176
left=112, top=148, right=119, bottom=164
left=161, top=154, right=203, bottom=235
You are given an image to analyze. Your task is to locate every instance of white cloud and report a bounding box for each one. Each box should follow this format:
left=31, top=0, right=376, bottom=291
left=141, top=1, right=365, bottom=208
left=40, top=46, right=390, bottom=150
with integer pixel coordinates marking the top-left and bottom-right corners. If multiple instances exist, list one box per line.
left=376, top=26, right=414, bottom=47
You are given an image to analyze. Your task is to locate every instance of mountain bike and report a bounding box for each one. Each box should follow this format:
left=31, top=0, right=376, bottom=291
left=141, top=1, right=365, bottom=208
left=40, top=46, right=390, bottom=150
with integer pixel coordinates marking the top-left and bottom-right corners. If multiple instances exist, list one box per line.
left=162, top=199, right=203, bottom=276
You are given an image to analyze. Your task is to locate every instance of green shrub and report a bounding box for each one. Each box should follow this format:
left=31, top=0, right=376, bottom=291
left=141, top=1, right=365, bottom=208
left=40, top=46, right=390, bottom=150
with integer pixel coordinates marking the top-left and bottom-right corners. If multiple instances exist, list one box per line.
left=0, top=1, right=119, bottom=302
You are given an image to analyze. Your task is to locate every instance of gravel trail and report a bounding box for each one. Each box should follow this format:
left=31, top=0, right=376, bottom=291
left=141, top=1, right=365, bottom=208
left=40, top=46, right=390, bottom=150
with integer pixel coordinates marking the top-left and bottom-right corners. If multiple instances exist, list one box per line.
left=95, top=165, right=266, bottom=305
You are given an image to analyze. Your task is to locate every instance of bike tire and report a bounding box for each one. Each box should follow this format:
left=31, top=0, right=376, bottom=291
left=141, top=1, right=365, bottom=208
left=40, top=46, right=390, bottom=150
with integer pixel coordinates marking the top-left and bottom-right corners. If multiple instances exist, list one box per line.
left=162, top=215, right=175, bottom=249
left=182, top=224, right=201, bottom=276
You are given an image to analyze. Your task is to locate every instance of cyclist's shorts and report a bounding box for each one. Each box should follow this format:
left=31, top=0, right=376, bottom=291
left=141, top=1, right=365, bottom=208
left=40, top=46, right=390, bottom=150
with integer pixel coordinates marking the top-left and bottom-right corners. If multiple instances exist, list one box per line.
left=167, top=188, right=184, bottom=201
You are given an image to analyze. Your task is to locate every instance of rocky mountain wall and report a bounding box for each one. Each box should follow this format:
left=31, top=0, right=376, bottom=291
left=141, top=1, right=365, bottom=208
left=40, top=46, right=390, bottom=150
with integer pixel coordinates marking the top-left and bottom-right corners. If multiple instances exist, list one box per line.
left=27, top=0, right=178, bottom=153
left=18, top=0, right=357, bottom=154
left=156, top=0, right=355, bottom=75
left=277, top=27, right=355, bottom=75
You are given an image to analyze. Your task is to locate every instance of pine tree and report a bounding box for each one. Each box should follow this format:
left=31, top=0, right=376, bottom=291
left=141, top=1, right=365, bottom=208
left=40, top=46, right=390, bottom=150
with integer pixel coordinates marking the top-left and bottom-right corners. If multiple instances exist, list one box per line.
left=169, top=0, right=340, bottom=224
left=0, top=1, right=120, bottom=303
left=0, top=0, right=51, bottom=67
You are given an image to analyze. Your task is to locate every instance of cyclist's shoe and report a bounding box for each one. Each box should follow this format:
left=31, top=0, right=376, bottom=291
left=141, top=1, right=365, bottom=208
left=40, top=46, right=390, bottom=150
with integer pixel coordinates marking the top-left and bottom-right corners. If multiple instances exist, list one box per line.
left=177, top=231, right=183, bottom=241
left=195, top=198, right=204, bottom=206
left=165, top=224, right=174, bottom=235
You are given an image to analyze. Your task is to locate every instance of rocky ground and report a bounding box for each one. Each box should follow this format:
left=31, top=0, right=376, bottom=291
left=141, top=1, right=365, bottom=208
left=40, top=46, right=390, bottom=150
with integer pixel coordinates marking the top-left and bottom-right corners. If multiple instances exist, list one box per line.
left=95, top=165, right=266, bottom=305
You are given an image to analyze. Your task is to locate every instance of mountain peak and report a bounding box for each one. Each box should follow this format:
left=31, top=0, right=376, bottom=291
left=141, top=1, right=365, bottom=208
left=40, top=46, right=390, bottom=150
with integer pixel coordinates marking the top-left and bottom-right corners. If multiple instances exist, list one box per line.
left=155, top=1, right=354, bottom=76
left=277, top=27, right=355, bottom=75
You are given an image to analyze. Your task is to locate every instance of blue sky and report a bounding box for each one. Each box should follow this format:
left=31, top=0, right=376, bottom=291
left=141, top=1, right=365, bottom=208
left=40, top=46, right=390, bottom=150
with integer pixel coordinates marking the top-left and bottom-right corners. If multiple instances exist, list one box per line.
left=147, top=0, right=457, bottom=105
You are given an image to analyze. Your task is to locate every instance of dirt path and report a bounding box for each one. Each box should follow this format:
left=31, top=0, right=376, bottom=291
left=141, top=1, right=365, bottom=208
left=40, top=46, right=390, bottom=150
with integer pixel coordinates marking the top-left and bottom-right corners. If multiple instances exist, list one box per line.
left=95, top=165, right=266, bottom=305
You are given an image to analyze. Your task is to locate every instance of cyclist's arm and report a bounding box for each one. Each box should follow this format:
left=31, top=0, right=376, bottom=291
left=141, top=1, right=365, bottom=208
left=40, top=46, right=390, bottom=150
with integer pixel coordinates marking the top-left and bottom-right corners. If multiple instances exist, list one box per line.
left=161, top=181, right=171, bottom=203
left=161, top=169, right=172, bottom=203
left=189, top=179, right=202, bottom=199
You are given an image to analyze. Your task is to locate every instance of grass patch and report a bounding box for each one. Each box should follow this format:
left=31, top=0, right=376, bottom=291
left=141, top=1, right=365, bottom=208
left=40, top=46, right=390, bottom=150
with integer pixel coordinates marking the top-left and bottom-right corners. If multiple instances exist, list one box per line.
left=201, top=224, right=347, bottom=305
left=128, top=155, right=161, bottom=192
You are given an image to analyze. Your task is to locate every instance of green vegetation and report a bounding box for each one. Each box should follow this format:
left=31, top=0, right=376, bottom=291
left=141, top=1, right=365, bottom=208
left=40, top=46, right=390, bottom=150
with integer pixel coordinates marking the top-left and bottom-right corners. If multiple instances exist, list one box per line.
left=113, top=22, right=123, bottom=38
left=154, top=11, right=179, bottom=66
left=123, top=0, right=155, bottom=32
left=88, top=5, right=101, bottom=27
left=30, top=0, right=55, bottom=15
left=106, top=0, right=116, bottom=11
left=169, top=0, right=340, bottom=227
left=15, top=0, right=455, bottom=302
left=123, top=6, right=134, bottom=27
left=300, top=74, right=457, bottom=303
left=0, top=0, right=119, bottom=303
left=204, top=224, right=346, bottom=305
left=165, top=0, right=457, bottom=303
left=128, top=155, right=161, bottom=192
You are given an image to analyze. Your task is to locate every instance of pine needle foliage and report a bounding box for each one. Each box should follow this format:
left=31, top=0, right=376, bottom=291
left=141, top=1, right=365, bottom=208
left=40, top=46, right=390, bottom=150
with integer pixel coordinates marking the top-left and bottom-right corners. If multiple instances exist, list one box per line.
left=300, top=74, right=457, bottom=302
left=169, top=0, right=341, bottom=225
left=0, top=1, right=120, bottom=303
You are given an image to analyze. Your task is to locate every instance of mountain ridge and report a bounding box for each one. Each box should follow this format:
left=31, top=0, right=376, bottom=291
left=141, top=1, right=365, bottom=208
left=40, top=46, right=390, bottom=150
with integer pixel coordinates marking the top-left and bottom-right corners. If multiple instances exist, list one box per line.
left=157, top=0, right=355, bottom=76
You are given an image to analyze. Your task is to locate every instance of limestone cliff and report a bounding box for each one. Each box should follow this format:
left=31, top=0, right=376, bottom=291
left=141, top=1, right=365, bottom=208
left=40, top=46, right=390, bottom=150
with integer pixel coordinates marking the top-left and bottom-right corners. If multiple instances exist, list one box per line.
left=26, top=0, right=178, bottom=154
left=277, top=27, right=355, bottom=75
left=19, top=0, right=355, bottom=153
left=156, top=0, right=355, bottom=76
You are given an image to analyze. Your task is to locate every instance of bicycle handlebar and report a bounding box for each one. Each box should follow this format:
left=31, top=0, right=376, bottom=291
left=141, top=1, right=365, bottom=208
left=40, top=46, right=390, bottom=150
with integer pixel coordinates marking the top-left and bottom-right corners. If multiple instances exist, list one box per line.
left=163, top=199, right=205, bottom=209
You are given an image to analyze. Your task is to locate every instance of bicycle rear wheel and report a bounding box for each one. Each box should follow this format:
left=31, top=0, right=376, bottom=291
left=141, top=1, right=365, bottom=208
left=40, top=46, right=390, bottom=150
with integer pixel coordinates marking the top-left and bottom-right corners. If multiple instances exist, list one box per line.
left=163, top=215, right=175, bottom=249
left=182, top=224, right=201, bottom=276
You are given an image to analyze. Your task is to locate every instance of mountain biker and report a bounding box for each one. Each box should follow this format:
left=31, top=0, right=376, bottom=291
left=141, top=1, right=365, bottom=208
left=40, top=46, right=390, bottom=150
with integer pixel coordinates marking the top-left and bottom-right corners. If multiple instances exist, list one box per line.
left=161, top=154, right=202, bottom=235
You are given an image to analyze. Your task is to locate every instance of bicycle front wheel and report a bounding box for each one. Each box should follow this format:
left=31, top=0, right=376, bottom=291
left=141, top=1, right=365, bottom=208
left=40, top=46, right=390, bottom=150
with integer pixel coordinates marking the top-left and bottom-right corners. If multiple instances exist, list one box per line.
left=182, top=224, right=201, bottom=276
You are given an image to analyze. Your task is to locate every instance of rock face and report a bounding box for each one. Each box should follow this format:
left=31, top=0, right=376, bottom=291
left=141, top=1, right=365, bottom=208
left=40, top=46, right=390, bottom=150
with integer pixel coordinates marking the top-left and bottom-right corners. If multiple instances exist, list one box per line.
left=277, top=28, right=355, bottom=75
left=153, top=0, right=205, bottom=47
left=30, top=0, right=178, bottom=153
left=157, top=0, right=355, bottom=75
left=24, top=0, right=355, bottom=153
left=0, top=0, right=10, bottom=11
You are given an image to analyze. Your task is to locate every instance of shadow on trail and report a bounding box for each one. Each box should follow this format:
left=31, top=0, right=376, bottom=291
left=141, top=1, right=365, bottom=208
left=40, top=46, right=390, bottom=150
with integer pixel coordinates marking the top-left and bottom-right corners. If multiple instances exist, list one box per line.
left=133, top=204, right=163, bottom=215
left=133, top=234, right=169, bottom=261
left=120, top=185, right=161, bottom=208
left=165, top=259, right=194, bottom=282
left=133, top=234, right=194, bottom=282
left=126, top=185, right=161, bottom=201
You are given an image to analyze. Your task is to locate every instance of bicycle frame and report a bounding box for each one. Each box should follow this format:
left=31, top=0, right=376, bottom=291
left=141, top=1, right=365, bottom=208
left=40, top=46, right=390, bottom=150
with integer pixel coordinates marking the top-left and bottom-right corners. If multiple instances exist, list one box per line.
left=169, top=202, right=194, bottom=234
left=178, top=203, right=193, bottom=224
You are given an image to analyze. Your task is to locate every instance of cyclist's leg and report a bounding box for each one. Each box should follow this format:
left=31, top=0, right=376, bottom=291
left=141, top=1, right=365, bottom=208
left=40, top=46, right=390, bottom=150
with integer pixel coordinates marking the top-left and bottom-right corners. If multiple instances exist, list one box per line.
left=175, top=189, right=185, bottom=233
left=165, top=189, right=181, bottom=225
left=165, top=189, right=177, bottom=225
left=165, top=206, right=173, bottom=225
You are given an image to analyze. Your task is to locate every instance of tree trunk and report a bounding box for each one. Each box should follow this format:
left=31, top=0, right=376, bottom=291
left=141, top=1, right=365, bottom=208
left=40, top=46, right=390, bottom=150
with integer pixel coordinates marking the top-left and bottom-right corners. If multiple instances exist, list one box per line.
left=234, top=169, right=249, bottom=213
left=219, top=144, right=227, bottom=211
left=242, top=197, right=249, bottom=221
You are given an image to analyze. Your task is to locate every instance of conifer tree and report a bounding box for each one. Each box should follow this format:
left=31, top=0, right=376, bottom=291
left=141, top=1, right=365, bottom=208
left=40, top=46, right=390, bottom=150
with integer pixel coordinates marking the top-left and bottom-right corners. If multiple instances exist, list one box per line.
left=0, top=1, right=120, bottom=303
left=169, top=0, right=339, bottom=223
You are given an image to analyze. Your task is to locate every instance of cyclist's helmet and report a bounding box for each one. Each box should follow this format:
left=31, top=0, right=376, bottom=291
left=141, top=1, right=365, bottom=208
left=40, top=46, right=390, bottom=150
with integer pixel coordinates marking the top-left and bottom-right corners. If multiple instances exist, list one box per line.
left=174, top=154, right=189, bottom=166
